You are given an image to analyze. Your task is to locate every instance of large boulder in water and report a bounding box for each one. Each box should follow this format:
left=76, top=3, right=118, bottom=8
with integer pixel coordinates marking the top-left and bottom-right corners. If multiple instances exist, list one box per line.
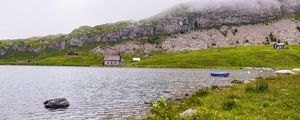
left=44, top=98, right=70, bottom=109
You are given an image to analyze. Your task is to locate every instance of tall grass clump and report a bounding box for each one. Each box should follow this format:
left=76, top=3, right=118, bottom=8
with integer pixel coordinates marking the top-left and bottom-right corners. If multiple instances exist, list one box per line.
left=246, top=80, right=269, bottom=93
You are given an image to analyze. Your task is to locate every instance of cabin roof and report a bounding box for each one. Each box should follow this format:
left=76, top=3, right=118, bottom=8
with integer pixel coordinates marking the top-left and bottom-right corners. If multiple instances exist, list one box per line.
left=104, top=54, right=121, bottom=61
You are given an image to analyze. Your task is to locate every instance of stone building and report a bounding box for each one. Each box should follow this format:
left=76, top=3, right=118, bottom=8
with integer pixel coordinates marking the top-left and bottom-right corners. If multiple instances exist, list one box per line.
left=103, top=54, right=125, bottom=66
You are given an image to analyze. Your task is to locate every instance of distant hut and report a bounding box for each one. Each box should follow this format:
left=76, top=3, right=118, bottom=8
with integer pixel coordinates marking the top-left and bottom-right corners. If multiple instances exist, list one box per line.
left=132, top=58, right=141, bottom=62
left=274, top=43, right=285, bottom=49
left=67, top=51, right=79, bottom=56
left=103, top=53, right=125, bottom=66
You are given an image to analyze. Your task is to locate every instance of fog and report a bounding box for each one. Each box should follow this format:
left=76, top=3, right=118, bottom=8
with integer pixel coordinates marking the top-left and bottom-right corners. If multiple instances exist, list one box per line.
left=0, top=0, right=295, bottom=40
left=0, top=0, right=190, bottom=40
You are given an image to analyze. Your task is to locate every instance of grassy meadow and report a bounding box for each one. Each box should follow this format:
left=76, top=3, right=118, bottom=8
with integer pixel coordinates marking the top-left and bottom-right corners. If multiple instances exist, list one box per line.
left=131, top=45, right=300, bottom=69
left=0, top=44, right=300, bottom=69
left=142, top=75, right=300, bottom=120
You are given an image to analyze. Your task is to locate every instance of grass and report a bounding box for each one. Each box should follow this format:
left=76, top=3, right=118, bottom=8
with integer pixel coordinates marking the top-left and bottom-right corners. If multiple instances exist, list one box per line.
left=294, top=12, right=300, bottom=21
left=0, top=44, right=300, bottom=68
left=143, top=75, right=300, bottom=120
left=130, top=45, right=300, bottom=69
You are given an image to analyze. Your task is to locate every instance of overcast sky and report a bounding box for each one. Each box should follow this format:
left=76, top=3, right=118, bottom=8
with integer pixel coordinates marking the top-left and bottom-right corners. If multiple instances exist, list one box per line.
left=0, top=0, right=191, bottom=40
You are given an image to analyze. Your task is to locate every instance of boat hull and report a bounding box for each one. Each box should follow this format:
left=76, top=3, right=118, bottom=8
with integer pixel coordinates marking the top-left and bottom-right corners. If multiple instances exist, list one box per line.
left=210, top=72, right=230, bottom=77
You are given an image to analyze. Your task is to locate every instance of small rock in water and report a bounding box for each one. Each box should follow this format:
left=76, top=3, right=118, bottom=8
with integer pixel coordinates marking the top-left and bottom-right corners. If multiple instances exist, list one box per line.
left=162, top=91, right=171, bottom=93
left=179, top=109, right=197, bottom=117
left=144, top=102, right=151, bottom=104
left=231, top=80, right=243, bottom=84
left=44, top=98, right=70, bottom=109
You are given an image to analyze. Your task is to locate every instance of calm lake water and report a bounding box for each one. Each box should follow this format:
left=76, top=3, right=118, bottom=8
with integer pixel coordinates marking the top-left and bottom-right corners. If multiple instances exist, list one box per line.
left=0, top=66, right=274, bottom=120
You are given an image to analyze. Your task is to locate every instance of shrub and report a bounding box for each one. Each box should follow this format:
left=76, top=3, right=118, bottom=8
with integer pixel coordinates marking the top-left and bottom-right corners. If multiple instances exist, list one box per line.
left=222, top=100, right=237, bottom=110
left=269, top=32, right=278, bottom=42
left=221, top=31, right=228, bottom=37
left=245, top=85, right=255, bottom=93
left=265, top=37, right=270, bottom=44
left=186, top=97, right=203, bottom=106
left=232, top=28, right=238, bottom=36
left=256, top=81, right=269, bottom=93
left=147, top=35, right=160, bottom=44
left=195, top=89, right=209, bottom=97
left=227, top=94, right=240, bottom=99
left=211, top=43, right=217, bottom=46
left=211, top=85, right=220, bottom=90
left=150, top=96, right=170, bottom=119
left=245, top=81, right=269, bottom=93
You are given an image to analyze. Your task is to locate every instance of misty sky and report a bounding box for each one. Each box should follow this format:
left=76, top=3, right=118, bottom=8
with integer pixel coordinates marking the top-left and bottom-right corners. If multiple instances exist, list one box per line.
left=0, top=0, right=191, bottom=40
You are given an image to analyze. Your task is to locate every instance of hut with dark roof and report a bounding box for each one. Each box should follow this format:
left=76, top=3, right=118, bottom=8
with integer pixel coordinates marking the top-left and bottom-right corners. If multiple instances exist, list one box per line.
left=103, top=53, right=125, bottom=66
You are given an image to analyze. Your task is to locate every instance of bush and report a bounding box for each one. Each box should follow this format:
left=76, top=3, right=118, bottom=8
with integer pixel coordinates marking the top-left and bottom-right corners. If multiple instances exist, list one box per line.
left=195, top=89, right=209, bottom=97
left=268, top=32, right=278, bottom=42
left=245, top=80, right=269, bottom=93
left=186, top=97, right=203, bottom=106
left=147, top=35, right=160, bottom=44
left=227, top=94, right=240, bottom=99
left=211, top=85, right=220, bottom=90
left=256, top=81, right=269, bottom=93
left=232, top=28, right=238, bottom=36
left=245, top=85, right=255, bottom=93
left=222, top=100, right=237, bottom=110
left=150, top=96, right=170, bottom=119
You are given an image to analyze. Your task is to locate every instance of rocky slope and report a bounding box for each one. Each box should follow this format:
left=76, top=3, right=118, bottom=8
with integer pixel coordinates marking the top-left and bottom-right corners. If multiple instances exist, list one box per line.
left=91, top=19, right=300, bottom=54
left=0, top=0, right=300, bottom=56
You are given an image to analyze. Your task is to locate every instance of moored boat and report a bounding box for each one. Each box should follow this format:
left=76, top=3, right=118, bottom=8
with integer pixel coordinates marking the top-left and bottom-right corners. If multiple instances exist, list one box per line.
left=210, top=72, right=230, bottom=77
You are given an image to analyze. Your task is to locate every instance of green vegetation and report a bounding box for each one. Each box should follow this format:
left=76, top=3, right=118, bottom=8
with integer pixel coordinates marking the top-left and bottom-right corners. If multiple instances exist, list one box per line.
left=0, top=44, right=102, bottom=66
left=294, top=12, right=300, bottom=21
left=143, top=75, right=300, bottom=120
left=131, top=45, right=300, bottom=69
left=147, top=35, right=161, bottom=44
left=1, top=44, right=300, bottom=68
left=70, top=21, right=132, bottom=38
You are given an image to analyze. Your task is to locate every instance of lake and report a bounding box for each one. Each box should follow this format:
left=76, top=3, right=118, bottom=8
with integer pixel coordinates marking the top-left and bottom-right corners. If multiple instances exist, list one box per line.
left=0, top=66, right=274, bottom=119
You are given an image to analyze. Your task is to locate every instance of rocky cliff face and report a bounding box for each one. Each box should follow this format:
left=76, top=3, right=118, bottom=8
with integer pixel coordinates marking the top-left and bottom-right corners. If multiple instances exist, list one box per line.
left=69, top=0, right=300, bottom=47
left=91, top=19, right=300, bottom=54
left=0, top=0, right=299, bottom=56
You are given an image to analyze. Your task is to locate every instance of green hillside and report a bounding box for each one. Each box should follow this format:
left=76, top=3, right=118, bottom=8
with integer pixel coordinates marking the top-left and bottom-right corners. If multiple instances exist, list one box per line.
left=131, top=45, right=300, bottom=69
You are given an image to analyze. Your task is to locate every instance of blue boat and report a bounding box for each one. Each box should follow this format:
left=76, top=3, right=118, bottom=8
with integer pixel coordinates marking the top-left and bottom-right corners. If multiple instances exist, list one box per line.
left=210, top=72, right=230, bottom=77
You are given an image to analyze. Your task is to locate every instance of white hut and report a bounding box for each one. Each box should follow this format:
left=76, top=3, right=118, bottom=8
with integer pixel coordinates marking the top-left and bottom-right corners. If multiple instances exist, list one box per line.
left=132, top=58, right=141, bottom=62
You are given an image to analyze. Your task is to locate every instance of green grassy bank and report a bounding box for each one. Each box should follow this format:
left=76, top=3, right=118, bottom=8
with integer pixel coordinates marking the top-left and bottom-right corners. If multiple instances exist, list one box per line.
left=0, top=44, right=300, bottom=69
left=131, top=45, right=300, bottom=69
left=142, top=75, right=300, bottom=120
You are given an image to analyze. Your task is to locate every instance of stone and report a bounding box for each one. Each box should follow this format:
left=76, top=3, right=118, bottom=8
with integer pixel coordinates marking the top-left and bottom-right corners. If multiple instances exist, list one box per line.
left=248, top=79, right=257, bottom=82
left=231, top=80, right=243, bottom=84
left=292, top=69, right=300, bottom=74
left=44, top=98, right=70, bottom=109
left=275, top=70, right=296, bottom=75
left=179, top=109, right=197, bottom=117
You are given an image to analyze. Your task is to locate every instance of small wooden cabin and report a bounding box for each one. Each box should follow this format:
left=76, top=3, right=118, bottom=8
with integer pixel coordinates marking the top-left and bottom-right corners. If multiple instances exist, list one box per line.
left=103, top=54, right=125, bottom=66
left=274, top=43, right=285, bottom=49
left=67, top=51, right=79, bottom=56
